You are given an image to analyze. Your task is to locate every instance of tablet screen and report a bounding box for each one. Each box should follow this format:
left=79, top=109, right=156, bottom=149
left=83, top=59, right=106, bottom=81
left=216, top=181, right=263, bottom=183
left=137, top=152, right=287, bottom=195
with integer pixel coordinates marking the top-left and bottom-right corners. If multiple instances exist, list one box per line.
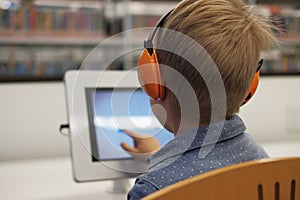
left=86, top=88, right=174, bottom=161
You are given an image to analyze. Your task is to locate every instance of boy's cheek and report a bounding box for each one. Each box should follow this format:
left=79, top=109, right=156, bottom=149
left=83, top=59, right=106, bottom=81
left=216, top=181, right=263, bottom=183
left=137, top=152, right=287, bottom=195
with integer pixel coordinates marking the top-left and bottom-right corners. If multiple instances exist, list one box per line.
left=150, top=99, right=169, bottom=129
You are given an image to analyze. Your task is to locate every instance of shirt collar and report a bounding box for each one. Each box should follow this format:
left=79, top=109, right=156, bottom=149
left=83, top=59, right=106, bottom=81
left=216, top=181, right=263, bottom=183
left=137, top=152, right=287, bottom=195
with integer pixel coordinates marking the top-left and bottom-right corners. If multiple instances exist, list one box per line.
left=148, top=115, right=246, bottom=170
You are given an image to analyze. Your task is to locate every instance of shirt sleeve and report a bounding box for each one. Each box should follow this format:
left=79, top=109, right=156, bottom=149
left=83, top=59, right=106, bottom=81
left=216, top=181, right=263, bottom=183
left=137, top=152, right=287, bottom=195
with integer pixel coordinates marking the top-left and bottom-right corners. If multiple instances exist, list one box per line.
left=127, top=177, right=159, bottom=200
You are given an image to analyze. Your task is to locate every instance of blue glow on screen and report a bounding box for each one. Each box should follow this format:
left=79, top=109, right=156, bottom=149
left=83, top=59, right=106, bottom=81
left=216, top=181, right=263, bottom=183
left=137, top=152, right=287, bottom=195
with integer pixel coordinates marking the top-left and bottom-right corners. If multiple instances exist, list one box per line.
left=89, top=89, right=174, bottom=160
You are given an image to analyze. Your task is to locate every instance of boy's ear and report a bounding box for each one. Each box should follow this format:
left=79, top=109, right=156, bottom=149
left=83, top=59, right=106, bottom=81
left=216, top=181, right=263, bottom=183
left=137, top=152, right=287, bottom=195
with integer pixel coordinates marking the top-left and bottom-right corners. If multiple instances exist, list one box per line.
left=242, top=59, right=263, bottom=105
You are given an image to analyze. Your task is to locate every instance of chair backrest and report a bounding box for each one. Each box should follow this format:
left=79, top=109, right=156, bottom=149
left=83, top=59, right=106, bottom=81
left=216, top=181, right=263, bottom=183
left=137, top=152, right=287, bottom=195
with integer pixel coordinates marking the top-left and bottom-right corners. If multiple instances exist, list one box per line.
left=143, top=157, right=300, bottom=200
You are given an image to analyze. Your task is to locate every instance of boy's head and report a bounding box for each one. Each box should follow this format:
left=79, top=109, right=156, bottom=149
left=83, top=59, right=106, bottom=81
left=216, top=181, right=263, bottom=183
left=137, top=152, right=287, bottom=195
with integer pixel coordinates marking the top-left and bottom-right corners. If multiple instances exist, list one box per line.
left=138, top=0, right=277, bottom=131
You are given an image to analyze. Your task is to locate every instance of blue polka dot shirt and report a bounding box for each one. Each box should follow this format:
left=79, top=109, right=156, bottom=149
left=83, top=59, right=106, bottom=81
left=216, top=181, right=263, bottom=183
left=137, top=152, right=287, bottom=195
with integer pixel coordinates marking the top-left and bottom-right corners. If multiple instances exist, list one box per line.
left=127, top=115, right=269, bottom=200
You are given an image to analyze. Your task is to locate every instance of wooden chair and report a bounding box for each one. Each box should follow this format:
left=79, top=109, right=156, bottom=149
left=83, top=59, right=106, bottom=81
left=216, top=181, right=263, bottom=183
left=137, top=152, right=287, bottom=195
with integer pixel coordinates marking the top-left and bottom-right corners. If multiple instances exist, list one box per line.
left=143, top=157, right=300, bottom=200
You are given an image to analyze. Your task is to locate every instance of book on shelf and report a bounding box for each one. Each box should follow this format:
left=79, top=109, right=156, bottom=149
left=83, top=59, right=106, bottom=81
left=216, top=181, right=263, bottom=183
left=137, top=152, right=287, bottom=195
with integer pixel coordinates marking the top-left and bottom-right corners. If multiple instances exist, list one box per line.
left=0, top=46, right=89, bottom=77
left=262, top=47, right=300, bottom=73
left=0, top=3, right=105, bottom=36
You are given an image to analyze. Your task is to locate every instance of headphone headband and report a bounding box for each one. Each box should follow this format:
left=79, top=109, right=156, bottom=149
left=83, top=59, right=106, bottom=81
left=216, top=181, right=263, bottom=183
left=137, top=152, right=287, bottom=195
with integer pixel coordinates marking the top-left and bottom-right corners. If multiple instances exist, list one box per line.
left=257, top=59, right=263, bottom=72
left=144, top=9, right=174, bottom=55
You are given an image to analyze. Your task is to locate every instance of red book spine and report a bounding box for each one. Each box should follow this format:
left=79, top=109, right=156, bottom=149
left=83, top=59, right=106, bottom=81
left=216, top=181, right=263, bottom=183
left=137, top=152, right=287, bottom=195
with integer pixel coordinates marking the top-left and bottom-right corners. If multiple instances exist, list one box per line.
left=29, top=6, right=36, bottom=31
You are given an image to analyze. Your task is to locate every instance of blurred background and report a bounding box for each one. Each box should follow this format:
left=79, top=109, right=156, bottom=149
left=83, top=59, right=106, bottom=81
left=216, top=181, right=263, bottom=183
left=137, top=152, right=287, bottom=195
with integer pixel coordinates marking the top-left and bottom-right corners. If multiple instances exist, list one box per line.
left=0, top=0, right=300, bottom=199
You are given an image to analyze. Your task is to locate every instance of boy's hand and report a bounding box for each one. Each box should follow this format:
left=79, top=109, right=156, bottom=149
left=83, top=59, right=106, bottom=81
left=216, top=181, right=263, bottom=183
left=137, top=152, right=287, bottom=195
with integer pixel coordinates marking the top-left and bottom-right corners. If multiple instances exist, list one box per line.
left=120, top=129, right=161, bottom=163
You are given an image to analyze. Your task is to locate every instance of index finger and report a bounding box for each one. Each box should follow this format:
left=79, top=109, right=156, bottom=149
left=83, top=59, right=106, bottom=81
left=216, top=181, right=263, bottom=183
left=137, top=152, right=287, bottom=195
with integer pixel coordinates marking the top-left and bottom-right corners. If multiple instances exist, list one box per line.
left=121, top=129, right=149, bottom=139
left=120, top=129, right=140, bottom=138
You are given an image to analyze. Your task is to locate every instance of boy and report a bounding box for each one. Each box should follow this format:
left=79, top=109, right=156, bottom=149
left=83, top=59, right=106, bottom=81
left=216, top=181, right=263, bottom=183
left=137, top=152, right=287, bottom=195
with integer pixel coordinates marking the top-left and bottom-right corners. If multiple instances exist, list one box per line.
left=121, top=0, right=277, bottom=199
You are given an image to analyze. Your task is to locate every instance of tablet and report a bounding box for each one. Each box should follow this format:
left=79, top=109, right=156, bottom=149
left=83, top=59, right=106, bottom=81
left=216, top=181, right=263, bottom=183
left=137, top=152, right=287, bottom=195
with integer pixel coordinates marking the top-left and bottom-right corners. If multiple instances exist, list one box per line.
left=64, top=70, right=173, bottom=182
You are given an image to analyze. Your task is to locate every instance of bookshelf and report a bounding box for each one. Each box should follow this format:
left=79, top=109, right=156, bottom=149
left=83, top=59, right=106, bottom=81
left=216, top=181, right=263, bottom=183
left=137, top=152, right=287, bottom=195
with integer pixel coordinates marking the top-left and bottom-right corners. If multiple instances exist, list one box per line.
left=255, top=4, right=300, bottom=75
left=0, top=0, right=299, bottom=82
left=0, top=0, right=177, bottom=81
left=0, top=0, right=106, bottom=81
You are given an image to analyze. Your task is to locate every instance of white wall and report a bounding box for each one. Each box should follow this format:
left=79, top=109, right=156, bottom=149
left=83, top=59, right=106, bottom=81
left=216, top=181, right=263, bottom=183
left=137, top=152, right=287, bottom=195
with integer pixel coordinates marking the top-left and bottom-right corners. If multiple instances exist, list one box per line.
left=0, top=82, right=69, bottom=161
left=240, top=76, right=300, bottom=141
left=0, top=77, right=300, bottom=161
left=239, top=76, right=300, bottom=158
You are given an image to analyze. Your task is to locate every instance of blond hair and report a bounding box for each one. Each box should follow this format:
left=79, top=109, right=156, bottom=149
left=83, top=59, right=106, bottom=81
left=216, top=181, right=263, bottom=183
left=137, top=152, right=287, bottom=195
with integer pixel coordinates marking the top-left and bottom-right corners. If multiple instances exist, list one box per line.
left=155, top=0, right=277, bottom=123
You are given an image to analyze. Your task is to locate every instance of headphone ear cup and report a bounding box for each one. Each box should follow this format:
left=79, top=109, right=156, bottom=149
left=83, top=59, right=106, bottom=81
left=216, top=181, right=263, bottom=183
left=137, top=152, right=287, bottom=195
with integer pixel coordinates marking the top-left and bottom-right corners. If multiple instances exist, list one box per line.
left=242, top=71, right=260, bottom=105
left=137, top=49, right=165, bottom=100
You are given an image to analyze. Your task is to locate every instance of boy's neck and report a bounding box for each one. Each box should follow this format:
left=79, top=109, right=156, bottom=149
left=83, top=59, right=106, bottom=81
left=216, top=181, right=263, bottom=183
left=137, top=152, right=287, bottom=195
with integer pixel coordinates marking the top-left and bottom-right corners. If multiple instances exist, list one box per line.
left=171, top=115, right=232, bottom=136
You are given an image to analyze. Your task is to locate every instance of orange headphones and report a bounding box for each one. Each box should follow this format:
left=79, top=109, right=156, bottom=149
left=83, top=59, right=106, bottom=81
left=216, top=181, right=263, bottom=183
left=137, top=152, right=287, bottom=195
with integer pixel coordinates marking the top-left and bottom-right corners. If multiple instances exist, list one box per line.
left=242, top=59, right=263, bottom=105
left=137, top=9, right=263, bottom=105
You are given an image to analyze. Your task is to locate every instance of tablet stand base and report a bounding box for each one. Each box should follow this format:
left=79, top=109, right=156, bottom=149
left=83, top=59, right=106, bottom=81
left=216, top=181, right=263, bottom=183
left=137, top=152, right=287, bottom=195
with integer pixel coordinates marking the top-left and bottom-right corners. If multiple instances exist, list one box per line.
left=108, top=179, right=131, bottom=194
